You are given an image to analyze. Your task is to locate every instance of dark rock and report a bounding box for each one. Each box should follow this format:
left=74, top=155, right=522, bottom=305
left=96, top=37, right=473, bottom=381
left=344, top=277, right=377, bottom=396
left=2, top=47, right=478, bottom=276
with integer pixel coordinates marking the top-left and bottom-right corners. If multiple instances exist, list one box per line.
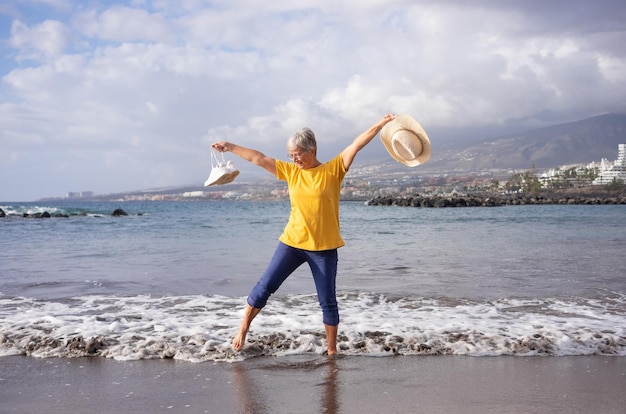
left=366, top=192, right=626, bottom=208
left=23, top=212, right=51, bottom=218
left=111, top=208, right=128, bottom=216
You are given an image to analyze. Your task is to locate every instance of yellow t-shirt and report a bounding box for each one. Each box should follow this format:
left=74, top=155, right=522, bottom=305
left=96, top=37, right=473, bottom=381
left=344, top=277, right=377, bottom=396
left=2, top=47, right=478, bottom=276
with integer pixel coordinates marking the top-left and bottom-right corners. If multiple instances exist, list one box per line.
left=276, top=154, right=347, bottom=251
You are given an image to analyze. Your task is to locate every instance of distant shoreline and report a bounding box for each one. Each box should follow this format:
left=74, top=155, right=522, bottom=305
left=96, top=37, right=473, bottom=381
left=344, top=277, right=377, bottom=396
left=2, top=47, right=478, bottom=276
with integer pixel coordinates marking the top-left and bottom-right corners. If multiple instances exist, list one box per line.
left=2, top=188, right=625, bottom=217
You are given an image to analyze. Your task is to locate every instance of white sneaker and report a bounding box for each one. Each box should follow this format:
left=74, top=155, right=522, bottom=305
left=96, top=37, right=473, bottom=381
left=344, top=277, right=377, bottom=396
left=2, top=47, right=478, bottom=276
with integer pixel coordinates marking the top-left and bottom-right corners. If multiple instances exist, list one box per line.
left=204, top=154, right=240, bottom=186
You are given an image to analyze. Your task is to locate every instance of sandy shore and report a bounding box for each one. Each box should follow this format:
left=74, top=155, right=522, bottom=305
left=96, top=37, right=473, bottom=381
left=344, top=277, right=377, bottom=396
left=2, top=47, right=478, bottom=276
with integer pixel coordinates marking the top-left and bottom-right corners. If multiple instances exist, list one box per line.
left=1, top=354, right=625, bottom=413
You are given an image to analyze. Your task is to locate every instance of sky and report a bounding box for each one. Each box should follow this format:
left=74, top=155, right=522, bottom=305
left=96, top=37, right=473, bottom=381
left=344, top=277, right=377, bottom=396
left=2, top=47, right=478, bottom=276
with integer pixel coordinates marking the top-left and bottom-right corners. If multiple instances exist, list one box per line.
left=1, top=0, right=626, bottom=201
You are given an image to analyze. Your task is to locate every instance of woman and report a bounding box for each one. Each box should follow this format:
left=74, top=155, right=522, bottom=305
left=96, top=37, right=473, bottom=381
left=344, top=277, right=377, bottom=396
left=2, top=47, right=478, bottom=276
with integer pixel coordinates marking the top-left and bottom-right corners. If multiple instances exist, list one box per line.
left=212, top=113, right=395, bottom=355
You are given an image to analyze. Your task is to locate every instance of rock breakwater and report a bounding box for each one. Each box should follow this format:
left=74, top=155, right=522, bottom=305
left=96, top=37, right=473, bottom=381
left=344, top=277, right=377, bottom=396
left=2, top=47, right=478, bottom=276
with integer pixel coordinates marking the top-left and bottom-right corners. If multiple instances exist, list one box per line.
left=365, top=193, right=626, bottom=207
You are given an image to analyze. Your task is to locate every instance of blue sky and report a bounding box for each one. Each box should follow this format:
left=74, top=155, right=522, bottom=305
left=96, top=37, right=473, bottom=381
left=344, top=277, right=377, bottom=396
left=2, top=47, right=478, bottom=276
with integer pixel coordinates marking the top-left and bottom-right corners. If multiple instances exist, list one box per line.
left=1, top=0, right=626, bottom=200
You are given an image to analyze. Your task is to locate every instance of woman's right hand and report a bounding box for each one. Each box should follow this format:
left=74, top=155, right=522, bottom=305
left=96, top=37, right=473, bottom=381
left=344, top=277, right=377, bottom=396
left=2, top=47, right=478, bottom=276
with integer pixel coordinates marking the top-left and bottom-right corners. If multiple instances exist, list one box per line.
left=212, top=141, right=231, bottom=152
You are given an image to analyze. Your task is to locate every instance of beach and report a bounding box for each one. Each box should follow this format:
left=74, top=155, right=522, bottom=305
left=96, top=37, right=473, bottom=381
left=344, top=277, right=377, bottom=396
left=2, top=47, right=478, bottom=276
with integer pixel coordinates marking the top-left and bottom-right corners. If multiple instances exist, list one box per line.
left=2, top=201, right=625, bottom=412
left=2, top=354, right=625, bottom=413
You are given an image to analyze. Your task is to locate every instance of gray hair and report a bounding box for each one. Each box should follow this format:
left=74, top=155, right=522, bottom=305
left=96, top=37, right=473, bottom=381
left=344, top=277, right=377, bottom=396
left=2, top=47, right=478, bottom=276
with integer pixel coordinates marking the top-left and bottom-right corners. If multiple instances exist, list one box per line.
left=287, top=127, right=317, bottom=152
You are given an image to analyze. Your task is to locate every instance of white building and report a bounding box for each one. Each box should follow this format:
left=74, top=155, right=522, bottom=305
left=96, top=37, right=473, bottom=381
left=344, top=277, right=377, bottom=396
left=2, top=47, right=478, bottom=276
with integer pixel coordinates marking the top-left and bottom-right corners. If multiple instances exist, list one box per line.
left=67, top=191, right=95, bottom=199
left=592, top=144, right=626, bottom=185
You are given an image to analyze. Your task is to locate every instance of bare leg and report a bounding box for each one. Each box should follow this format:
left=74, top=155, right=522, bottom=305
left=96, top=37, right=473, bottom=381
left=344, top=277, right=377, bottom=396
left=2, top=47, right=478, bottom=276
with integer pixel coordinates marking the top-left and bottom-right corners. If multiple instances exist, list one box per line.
left=324, top=324, right=338, bottom=356
left=232, top=305, right=261, bottom=351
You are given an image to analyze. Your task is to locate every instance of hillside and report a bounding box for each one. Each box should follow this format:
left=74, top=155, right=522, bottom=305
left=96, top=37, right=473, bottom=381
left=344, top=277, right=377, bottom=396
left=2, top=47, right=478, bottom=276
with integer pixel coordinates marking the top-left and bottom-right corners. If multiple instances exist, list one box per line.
left=42, top=113, right=626, bottom=201
left=407, top=112, right=626, bottom=173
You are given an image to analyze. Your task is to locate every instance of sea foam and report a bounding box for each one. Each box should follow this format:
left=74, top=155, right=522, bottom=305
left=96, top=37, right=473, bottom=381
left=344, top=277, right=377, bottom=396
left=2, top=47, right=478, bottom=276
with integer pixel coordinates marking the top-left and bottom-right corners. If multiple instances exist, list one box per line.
left=1, top=292, right=624, bottom=362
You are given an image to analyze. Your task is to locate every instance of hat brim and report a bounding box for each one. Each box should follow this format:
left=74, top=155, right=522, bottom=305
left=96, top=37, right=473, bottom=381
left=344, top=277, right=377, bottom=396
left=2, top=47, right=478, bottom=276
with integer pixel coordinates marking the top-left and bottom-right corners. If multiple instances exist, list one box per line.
left=380, top=115, right=431, bottom=167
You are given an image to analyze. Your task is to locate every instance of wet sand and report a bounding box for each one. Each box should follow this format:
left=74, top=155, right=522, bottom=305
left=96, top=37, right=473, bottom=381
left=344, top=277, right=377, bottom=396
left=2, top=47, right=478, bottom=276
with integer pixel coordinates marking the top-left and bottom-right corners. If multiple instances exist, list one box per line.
left=1, top=354, right=625, bottom=413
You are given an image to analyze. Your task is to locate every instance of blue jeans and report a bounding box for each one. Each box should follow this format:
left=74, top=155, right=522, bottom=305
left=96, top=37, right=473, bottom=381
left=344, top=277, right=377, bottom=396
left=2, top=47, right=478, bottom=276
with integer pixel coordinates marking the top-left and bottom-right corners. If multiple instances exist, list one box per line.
left=247, top=242, right=339, bottom=326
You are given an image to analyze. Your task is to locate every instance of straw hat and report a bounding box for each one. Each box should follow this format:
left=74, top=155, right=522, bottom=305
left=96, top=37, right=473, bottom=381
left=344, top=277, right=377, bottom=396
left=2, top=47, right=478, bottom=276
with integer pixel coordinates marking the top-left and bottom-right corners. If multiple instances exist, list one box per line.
left=380, top=115, right=431, bottom=167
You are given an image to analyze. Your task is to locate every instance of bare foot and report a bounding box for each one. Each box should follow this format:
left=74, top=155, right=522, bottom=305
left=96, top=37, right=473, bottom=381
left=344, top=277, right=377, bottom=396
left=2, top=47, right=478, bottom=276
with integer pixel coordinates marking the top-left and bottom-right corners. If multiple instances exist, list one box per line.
left=232, top=327, right=249, bottom=351
left=232, top=305, right=261, bottom=352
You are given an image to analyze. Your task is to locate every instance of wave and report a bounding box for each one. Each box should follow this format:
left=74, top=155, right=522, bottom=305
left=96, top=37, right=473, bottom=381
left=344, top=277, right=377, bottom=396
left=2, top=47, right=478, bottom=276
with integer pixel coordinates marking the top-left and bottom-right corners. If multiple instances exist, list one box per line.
left=0, top=204, right=103, bottom=218
left=0, top=203, right=151, bottom=218
left=1, top=292, right=624, bottom=362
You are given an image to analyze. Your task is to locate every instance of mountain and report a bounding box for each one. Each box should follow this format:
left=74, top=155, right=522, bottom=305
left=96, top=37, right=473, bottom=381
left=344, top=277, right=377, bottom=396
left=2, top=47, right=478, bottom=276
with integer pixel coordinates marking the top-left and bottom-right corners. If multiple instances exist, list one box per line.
left=391, top=113, right=626, bottom=173
left=45, top=113, right=624, bottom=201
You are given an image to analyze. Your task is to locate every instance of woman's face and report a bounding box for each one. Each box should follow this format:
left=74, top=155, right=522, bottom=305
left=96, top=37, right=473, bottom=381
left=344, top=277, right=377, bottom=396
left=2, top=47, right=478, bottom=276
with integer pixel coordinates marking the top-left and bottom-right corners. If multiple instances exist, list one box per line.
left=288, top=147, right=317, bottom=169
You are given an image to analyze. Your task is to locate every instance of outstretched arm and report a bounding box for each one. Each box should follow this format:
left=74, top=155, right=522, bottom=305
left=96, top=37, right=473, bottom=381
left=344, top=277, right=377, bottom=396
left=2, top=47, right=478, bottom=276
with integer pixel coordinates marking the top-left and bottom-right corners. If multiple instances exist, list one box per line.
left=341, top=114, right=395, bottom=171
left=212, top=141, right=277, bottom=176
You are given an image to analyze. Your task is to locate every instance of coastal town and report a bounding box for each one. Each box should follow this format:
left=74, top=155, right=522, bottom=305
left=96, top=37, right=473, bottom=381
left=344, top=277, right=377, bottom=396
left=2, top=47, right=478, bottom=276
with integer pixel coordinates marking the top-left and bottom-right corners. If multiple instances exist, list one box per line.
left=54, top=143, right=626, bottom=203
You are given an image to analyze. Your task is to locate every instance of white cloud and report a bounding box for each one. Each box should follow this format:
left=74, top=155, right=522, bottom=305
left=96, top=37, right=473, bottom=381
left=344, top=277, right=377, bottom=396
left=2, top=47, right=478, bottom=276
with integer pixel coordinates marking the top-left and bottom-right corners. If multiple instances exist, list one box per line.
left=1, top=0, right=626, bottom=200
left=10, top=19, right=70, bottom=60
left=598, top=55, right=626, bottom=83
left=75, top=6, right=174, bottom=42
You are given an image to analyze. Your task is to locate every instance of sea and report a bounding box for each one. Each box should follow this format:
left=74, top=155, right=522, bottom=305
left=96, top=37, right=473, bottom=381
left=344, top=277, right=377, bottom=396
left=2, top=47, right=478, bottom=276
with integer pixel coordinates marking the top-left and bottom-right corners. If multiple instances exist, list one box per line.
left=1, top=200, right=625, bottom=362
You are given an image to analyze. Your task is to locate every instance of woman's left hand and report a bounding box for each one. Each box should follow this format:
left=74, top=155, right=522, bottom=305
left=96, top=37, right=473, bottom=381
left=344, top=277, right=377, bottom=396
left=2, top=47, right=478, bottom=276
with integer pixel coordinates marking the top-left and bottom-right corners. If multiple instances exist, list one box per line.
left=380, top=113, right=395, bottom=126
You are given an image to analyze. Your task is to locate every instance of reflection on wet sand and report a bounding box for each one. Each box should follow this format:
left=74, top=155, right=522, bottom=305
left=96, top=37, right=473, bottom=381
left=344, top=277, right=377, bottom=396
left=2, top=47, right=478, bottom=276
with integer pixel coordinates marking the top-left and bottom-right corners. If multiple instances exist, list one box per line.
left=321, top=357, right=339, bottom=414
left=231, top=357, right=340, bottom=414
left=232, top=362, right=270, bottom=414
